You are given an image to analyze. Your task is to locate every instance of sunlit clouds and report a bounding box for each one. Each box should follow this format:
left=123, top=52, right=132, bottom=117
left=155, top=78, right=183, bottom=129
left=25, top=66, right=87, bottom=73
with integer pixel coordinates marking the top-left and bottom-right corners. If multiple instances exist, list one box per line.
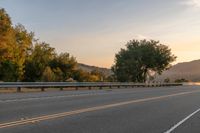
left=182, top=0, right=200, bottom=8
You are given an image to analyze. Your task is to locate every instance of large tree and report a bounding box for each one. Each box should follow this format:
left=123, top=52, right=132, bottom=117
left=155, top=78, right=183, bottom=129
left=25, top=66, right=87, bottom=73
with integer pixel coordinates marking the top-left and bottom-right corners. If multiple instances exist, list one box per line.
left=24, top=43, right=77, bottom=82
left=0, top=8, right=33, bottom=81
left=112, top=39, right=176, bottom=82
left=0, top=8, right=13, bottom=60
left=13, top=24, right=34, bottom=80
left=0, top=8, right=81, bottom=82
left=24, top=42, right=56, bottom=81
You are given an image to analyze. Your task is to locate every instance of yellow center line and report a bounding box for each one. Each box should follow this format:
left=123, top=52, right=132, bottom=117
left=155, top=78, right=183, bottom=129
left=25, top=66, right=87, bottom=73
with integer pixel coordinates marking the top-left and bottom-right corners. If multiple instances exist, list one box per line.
left=0, top=90, right=200, bottom=129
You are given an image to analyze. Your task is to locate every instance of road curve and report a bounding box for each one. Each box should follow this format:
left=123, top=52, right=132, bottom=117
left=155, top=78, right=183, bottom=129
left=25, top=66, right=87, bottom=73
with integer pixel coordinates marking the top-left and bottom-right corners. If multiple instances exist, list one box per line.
left=0, top=86, right=200, bottom=133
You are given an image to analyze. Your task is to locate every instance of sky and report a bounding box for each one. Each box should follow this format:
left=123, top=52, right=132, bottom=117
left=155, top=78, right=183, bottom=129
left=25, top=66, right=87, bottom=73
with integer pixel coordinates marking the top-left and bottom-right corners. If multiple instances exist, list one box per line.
left=0, top=0, right=200, bottom=68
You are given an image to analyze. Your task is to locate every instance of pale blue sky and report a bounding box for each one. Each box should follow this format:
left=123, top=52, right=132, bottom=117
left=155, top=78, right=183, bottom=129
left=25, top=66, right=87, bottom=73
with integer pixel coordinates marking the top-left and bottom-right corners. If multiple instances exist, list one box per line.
left=1, top=0, right=200, bottom=67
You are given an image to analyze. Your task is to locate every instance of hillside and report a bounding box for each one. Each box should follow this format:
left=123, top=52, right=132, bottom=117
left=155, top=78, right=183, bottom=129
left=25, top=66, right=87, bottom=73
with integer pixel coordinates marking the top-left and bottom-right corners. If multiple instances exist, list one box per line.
left=77, top=63, right=112, bottom=77
left=78, top=60, right=200, bottom=82
left=157, top=60, right=200, bottom=82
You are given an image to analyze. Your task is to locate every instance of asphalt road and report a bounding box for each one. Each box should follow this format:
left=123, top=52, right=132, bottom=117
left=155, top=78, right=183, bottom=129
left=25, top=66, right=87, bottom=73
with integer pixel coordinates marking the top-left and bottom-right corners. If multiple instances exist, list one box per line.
left=0, top=86, right=200, bottom=133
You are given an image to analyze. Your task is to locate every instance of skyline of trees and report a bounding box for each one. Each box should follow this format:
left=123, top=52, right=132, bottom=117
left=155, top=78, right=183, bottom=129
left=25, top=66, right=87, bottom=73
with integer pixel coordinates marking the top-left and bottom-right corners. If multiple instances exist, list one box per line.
left=1, top=8, right=178, bottom=83
left=0, top=8, right=106, bottom=82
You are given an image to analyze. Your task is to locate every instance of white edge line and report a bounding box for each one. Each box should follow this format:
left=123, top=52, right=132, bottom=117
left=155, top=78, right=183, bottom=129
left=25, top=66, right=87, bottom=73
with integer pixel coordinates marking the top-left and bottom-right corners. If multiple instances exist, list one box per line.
left=0, top=93, right=99, bottom=103
left=164, top=108, right=200, bottom=133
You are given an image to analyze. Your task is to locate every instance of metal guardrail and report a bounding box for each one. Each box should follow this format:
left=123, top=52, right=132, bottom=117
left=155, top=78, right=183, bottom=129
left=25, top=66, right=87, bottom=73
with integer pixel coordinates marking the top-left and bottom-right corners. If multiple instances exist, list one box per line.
left=0, top=82, right=182, bottom=92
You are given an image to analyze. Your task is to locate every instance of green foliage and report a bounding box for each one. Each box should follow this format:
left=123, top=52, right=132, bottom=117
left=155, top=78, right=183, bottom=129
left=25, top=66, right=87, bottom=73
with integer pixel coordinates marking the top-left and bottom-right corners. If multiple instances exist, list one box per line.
left=0, top=8, right=13, bottom=60
left=72, top=69, right=102, bottom=82
left=73, top=69, right=92, bottom=82
left=112, top=39, right=176, bottom=82
left=49, top=53, right=77, bottom=81
left=0, top=8, right=33, bottom=81
left=0, top=8, right=82, bottom=82
left=24, top=43, right=77, bottom=82
left=0, top=61, right=18, bottom=81
left=0, top=9, right=177, bottom=83
left=90, top=69, right=105, bottom=81
left=52, top=67, right=64, bottom=81
left=73, top=69, right=106, bottom=82
left=41, top=66, right=56, bottom=82
left=24, top=42, right=56, bottom=81
left=13, top=24, right=34, bottom=80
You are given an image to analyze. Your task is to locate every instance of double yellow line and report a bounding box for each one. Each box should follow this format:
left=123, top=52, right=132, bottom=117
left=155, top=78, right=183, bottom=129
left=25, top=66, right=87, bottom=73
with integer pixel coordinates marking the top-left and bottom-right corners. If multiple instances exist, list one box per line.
left=0, top=90, right=200, bottom=129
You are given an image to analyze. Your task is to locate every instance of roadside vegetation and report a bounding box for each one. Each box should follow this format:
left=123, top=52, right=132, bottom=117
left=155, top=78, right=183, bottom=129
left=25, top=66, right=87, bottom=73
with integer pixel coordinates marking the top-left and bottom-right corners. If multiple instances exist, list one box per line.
left=0, top=8, right=105, bottom=82
left=112, top=40, right=176, bottom=82
left=0, top=8, right=176, bottom=83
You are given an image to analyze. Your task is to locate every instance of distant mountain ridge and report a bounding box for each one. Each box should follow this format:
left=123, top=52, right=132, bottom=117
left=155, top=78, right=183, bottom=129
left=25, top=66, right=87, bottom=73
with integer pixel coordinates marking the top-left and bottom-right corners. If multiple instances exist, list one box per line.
left=157, top=59, right=200, bottom=82
left=78, top=59, right=200, bottom=82
left=77, top=63, right=112, bottom=77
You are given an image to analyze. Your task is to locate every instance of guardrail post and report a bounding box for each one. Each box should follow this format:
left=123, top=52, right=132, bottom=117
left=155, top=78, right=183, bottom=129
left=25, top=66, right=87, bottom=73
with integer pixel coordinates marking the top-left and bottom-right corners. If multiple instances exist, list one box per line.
left=17, top=87, right=21, bottom=92
left=88, top=86, right=91, bottom=90
left=60, top=87, right=63, bottom=91
left=75, top=87, right=78, bottom=90
left=99, top=86, right=102, bottom=90
left=109, top=86, right=112, bottom=89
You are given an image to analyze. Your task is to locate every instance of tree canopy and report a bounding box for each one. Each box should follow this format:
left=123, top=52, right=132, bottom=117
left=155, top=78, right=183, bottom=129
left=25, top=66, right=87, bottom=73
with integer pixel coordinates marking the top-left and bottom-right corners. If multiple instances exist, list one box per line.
left=112, top=39, right=176, bottom=82
left=0, top=9, right=34, bottom=81
left=0, top=8, right=110, bottom=82
left=0, top=8, right=176, bottom=82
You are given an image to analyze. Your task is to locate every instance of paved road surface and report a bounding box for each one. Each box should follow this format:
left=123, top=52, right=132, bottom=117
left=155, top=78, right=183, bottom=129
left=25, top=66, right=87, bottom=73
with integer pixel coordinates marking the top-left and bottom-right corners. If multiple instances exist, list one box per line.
left=0, top=86, right=200, bottom=133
